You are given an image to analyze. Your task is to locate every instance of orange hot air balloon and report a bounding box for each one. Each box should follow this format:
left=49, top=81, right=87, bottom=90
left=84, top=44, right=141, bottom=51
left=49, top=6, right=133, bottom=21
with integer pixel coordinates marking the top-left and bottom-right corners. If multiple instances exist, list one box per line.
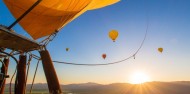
left=66, top=48, right=69, bottom=51
left=158, top=48, right=163, bottom=53
left=3, top=0, right=120, bottom=39
left=109, top=30, right=119, bottom=42
left=102, top=54, right=106, bottom=59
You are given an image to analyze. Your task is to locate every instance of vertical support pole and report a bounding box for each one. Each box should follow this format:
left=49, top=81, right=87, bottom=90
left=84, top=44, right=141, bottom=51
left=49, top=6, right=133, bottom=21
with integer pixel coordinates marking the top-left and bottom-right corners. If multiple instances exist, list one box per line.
left=0, top=58, right=9, bottom=94
left=39, top=50, right=62, bottom=94
left=15, top=55, right=27, bottom=94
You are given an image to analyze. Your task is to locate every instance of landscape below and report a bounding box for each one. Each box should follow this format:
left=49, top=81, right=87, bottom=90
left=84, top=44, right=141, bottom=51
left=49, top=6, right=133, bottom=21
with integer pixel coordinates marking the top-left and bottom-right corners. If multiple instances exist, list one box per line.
left=4, top=81, right=190, bottom=94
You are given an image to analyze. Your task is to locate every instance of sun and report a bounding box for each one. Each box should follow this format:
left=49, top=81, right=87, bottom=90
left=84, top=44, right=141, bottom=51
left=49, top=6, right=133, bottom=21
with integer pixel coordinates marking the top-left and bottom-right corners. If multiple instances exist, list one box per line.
left=129, top=72, right=150, bottom=84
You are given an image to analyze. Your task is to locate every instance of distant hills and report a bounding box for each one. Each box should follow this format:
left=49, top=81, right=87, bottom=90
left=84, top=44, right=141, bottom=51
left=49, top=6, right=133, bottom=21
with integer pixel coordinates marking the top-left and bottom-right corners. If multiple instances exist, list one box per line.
left=5, top=81, right=190, bottom=94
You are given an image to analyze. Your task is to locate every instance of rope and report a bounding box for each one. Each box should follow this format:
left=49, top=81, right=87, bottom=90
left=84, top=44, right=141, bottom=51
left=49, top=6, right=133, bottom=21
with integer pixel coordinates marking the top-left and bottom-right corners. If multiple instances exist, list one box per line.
left=28, top=52, right=41, bottom=60
left=39, top=32, right=57, bottom=46
left=134, top=18, right=149, bottom=57
left=25, top=55, right=32, bottom=82
left=9, top=66, right=17, bottom=94
left=53, top=56, right=134, bottom=66
left=29, top=60, right=40, bottom=94
left=25, top=55, right=32, bottom=93
left=14, top=69, right=18, bottom=94
left=53, top=25, right=149, bottom=66
left=52, top=11, right=150, bottom=66
left=44, top=32, right=57, bottom=46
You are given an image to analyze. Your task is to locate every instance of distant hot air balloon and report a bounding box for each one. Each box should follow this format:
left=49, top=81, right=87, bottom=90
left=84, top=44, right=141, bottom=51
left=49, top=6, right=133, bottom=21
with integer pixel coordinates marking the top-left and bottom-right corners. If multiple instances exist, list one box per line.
left=66, top=48, right=69, bottom=51
left=158, top=48, right=163, bottom=53
left=102, top=54, right=107, bottom=59
left=109, top=30, right=119, bottom=42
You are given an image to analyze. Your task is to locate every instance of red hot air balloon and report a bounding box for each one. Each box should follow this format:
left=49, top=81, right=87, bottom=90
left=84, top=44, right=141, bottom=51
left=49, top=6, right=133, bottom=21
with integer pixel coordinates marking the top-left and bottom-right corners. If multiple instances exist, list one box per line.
left=102, top=54, right=106, bottom=59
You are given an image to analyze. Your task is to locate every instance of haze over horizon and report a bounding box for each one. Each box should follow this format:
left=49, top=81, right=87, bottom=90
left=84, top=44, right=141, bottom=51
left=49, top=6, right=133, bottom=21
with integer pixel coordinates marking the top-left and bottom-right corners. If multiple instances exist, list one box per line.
left=5, top=81, right=190, bottom=94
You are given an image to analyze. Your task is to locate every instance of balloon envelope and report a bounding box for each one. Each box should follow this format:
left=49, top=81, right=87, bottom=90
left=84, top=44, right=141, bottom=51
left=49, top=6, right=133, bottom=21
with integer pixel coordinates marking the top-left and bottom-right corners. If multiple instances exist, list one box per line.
left=102, top=54, right=106, bottom=59
left=158, top=48, right=163, bottom=53
left=109, top=30, right=118, bottom=42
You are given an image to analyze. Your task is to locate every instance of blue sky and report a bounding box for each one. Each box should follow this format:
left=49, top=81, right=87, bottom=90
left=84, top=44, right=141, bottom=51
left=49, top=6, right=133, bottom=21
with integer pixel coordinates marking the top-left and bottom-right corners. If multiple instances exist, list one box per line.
left=0, top=0, right=190, bottom=84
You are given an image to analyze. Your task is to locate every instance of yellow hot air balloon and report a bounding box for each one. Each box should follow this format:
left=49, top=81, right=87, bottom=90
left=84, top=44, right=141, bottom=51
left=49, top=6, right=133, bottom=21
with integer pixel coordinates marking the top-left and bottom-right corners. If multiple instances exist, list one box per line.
left=109, top=30, right=119, bottom=42
left=66, top=48, right=69, bottom=51
left=158, top=48, right=163, bottom=53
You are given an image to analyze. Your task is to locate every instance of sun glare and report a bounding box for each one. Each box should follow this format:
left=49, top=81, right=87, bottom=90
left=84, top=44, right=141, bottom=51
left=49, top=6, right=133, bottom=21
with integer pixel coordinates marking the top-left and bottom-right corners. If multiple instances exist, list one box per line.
left=130, top=72, right=150, bottom=84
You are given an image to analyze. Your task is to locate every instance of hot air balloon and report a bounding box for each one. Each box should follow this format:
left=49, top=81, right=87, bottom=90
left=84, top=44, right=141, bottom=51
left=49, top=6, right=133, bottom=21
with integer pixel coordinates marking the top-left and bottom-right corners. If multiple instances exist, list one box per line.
left=158, top=48, right=163, bottom=53
left=66, top=48, right=69, bottom=51
left=109, top=30, right=119, bottom=42
left=3, top=0, right=120, bottom=40
left=102, top=54, right=107, bottom=59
